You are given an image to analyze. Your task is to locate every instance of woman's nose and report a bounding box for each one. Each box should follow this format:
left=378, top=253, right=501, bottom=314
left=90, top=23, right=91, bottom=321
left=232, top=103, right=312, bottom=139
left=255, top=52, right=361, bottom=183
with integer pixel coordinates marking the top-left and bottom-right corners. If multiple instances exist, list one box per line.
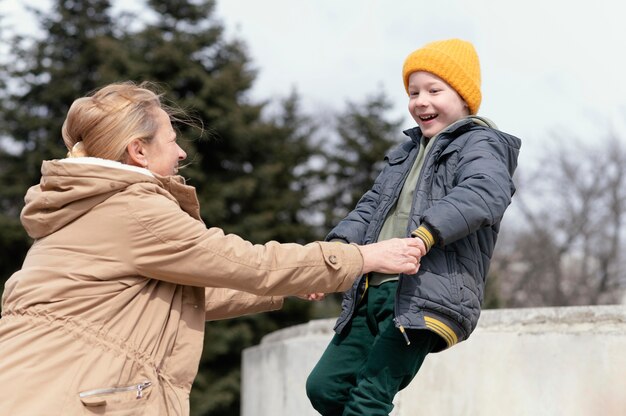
left=178, top=145, right=187, bottom=160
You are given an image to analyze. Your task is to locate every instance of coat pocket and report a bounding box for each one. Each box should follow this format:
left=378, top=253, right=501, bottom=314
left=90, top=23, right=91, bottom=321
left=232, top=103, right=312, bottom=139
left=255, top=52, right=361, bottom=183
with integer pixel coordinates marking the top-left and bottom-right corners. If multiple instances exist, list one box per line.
left=79, top=380, right=152, bottom=408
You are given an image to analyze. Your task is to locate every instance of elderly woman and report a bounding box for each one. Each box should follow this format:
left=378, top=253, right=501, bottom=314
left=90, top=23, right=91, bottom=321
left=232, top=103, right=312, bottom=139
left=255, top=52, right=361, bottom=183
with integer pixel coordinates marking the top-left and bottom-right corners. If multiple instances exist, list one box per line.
left=0, top=82, right=423, bottom=415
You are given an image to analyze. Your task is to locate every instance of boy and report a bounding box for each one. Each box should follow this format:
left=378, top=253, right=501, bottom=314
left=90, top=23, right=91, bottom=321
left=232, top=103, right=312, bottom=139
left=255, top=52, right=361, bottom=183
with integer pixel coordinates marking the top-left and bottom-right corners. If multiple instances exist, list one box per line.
left=306, top=38, right=521, bottom=415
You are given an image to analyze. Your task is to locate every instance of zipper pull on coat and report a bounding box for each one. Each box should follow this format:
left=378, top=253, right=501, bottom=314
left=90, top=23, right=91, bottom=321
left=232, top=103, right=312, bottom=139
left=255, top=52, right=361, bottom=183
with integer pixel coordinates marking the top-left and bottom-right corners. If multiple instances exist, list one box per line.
left=394, top=318, right=411, bottom=345
left=136, top=381, right=152, bottom=399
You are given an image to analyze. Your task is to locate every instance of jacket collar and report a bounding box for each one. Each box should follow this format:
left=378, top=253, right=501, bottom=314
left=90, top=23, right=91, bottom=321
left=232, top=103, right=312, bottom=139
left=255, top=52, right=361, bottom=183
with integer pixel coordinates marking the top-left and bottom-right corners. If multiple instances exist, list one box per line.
left=402, top=115, right=498, bottom=143
left=59, top=158, right=200, bottom=220
left=60, top=156, right=155, bottom=177
left=23, top=158, right=202, bottom=239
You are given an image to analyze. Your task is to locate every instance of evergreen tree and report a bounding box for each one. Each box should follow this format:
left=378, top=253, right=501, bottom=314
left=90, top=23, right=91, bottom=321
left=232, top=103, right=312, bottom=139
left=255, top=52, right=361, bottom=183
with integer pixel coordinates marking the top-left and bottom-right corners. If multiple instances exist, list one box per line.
left=304, top=92, right=405, bottom=314
left=315, top=92, right=405, bottom=231
left=0, top=1, right=322, bottom=415
left=190, top=91, right=323, bottom=412
left=0, top=0, right=126, bottom=286
left=118, top=4, right=323, bottom=413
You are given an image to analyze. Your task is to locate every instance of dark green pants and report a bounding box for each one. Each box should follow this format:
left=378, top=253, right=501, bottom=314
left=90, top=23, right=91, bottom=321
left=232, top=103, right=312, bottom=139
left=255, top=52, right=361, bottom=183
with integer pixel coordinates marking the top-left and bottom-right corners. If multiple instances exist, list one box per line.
left=306, top=281, right=440, bottom=416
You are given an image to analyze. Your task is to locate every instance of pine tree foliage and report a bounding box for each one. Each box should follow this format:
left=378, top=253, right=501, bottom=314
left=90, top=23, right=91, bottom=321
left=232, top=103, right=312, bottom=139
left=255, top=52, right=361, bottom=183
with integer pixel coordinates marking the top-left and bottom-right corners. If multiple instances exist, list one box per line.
left=0, top=2, right=322, bottom=415
left=315, top=92, right=405, bottom=232
left=0, top=0, right=124, bottom=282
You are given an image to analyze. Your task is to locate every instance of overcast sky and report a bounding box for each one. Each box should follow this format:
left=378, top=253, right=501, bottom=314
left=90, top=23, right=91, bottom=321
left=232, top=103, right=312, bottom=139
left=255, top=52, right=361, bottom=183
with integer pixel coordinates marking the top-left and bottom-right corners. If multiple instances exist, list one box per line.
left=2, top=0, right=626, bottom=166
left=215, top=1, right=626, bottom=165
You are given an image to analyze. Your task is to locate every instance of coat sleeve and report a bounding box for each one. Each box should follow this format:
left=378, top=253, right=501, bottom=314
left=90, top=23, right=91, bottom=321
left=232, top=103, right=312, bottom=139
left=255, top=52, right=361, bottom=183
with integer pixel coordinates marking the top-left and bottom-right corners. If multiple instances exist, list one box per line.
left=203, top=287, right=283, bottom=321
left=123, top=188, right=364, bottom=296
left=421, top=131, right=519, bottom=245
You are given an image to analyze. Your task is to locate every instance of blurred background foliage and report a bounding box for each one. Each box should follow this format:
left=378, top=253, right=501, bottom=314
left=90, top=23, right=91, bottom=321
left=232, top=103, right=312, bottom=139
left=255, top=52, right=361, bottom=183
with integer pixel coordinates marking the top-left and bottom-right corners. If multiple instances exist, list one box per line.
left=1, top=1, right=624, bottom=415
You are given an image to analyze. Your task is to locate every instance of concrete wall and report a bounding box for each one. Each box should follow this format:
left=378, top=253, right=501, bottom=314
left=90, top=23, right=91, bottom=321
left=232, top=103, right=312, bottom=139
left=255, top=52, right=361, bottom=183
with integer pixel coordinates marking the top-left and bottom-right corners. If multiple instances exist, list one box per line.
left=241, top=305, right=626, bottom=416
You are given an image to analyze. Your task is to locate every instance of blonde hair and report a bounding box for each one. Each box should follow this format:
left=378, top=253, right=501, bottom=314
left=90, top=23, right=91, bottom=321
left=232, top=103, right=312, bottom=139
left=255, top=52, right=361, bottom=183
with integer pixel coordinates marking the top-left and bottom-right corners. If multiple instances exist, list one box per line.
left=62, top=81, right=169, bottom=161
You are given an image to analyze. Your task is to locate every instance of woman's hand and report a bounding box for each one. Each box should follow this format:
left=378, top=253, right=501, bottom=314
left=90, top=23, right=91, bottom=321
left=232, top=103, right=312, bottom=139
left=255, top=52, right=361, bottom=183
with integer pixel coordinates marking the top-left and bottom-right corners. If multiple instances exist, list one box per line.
left=293, top=293, right=326, bottom=301
left=357, top=237, right=426, bottom=275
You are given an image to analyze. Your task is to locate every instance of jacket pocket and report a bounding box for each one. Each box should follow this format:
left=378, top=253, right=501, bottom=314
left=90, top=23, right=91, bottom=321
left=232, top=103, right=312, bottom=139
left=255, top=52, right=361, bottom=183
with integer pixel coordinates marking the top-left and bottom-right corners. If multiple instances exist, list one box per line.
left=79, top=380, right=152, bottom=408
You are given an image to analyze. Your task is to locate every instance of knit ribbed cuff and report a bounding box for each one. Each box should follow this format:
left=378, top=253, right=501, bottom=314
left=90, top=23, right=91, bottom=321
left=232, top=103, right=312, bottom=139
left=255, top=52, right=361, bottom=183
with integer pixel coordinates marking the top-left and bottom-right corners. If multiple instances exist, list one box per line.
left=411, top=225, right=436, bottom=252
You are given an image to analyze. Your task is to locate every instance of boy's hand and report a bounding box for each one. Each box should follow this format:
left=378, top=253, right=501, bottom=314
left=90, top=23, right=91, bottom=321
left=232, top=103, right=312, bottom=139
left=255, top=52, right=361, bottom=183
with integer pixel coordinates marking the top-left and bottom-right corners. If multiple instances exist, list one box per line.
left=294, top=293, right=326, bottom=301
left=413, top=237, right=427, bottom=257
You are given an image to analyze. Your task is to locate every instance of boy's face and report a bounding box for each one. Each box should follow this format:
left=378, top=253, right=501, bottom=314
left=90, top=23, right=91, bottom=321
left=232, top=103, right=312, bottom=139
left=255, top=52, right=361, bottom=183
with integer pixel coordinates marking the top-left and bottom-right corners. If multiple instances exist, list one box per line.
left=407, top=71, right=470, bottom=138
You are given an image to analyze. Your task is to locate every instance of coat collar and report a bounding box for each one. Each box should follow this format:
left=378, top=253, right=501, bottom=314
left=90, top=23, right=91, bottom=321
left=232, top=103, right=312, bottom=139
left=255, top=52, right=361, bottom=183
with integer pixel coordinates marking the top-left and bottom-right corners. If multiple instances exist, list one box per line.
left=402, top=115, right=498, bottom=144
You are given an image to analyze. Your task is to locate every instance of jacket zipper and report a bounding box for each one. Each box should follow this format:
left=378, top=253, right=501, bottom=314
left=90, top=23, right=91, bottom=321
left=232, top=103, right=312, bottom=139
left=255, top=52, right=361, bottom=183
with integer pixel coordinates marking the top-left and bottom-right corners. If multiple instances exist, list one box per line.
left=393, top=147, right=419, bottom=347
left=405, top=133, right=441, bottom=237
left=393, top=317, right=411, bottom=345
left=392, top=135, right=441, bottom=346
left=79, top=380, right=152, bottom=399
left=368, top=155, right=414, bottom=342
left=339, top=156, right=413, bottom=330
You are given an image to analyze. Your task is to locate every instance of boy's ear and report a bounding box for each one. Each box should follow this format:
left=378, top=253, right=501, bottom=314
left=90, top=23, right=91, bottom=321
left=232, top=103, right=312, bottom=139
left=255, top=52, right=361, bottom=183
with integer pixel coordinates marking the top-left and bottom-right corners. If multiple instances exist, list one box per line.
left=126, top=139, right=148, bottom=168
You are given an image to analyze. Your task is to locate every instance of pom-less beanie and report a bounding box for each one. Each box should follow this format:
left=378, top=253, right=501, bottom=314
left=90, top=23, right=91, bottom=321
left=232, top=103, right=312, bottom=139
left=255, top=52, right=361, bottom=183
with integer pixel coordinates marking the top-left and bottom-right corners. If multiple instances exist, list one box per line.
left=402, top=38, right=482, bottom=114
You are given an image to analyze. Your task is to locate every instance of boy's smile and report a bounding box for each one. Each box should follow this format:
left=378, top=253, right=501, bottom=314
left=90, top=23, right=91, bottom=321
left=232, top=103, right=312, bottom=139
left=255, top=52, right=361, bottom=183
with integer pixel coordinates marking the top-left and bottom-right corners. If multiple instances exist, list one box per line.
left=407, top=71, right=470, bottom=138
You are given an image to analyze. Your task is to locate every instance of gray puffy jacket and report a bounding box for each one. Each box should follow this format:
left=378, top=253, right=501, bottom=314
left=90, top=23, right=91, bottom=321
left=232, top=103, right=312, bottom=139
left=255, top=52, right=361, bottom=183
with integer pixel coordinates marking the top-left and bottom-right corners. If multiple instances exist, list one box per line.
left=329, top=118, right=521, bottom=351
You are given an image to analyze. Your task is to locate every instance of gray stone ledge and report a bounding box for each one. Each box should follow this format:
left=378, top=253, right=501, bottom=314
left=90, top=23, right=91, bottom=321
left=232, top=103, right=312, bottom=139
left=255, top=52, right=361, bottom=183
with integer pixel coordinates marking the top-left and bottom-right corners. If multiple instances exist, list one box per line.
left=262, top=304, right=626, bottom=345
left=244, top=305, right=626, bottom=416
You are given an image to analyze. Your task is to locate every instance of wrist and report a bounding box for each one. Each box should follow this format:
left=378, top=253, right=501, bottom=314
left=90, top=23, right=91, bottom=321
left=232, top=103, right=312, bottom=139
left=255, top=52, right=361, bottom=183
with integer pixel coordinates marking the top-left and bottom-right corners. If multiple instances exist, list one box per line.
left=356, top=244, right=374, bottom=274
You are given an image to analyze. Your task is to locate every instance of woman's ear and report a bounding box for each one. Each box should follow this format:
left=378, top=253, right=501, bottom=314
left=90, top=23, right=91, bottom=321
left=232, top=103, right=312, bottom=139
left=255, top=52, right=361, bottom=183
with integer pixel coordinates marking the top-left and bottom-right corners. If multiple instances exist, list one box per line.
left=126, top=139, right=148, bottom=168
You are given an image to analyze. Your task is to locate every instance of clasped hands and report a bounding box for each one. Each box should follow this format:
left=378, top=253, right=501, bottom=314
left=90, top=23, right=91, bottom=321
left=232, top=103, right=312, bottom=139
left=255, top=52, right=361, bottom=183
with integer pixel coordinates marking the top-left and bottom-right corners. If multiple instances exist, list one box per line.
left=296, top=237, right=426, bottom=302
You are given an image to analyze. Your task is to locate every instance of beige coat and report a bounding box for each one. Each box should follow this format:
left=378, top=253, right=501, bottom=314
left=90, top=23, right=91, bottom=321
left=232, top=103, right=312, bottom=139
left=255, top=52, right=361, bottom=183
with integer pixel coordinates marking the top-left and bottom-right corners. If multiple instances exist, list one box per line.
left=0, top=158, right=363, bottom=415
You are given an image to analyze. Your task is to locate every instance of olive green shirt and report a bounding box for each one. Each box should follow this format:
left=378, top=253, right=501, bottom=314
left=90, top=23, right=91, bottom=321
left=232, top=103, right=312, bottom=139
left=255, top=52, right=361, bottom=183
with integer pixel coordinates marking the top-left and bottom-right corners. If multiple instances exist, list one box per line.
left=369, top=135, right=437, bottom=286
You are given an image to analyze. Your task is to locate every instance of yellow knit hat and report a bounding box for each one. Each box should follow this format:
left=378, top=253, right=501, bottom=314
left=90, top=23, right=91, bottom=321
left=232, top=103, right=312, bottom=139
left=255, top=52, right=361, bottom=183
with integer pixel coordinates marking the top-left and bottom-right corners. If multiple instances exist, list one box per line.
left=402, top=38, right=482, bottom=114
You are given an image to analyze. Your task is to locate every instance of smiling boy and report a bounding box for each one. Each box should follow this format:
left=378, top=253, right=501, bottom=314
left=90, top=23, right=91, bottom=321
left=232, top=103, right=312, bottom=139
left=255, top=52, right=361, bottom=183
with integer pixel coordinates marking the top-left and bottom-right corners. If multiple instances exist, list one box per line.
left=306, top=39, right=522, bottom=415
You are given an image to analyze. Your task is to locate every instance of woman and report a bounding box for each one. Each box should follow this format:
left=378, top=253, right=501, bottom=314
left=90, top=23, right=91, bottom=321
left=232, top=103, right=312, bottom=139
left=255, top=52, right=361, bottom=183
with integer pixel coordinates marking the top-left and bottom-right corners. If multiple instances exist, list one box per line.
left=0, top=82, right=423, bottom=415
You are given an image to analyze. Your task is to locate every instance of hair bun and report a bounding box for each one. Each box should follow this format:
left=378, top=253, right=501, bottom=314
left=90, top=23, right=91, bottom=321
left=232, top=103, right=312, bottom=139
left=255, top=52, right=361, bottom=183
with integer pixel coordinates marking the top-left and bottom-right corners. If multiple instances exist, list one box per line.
left=67, top=141, right=88, bottom=158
